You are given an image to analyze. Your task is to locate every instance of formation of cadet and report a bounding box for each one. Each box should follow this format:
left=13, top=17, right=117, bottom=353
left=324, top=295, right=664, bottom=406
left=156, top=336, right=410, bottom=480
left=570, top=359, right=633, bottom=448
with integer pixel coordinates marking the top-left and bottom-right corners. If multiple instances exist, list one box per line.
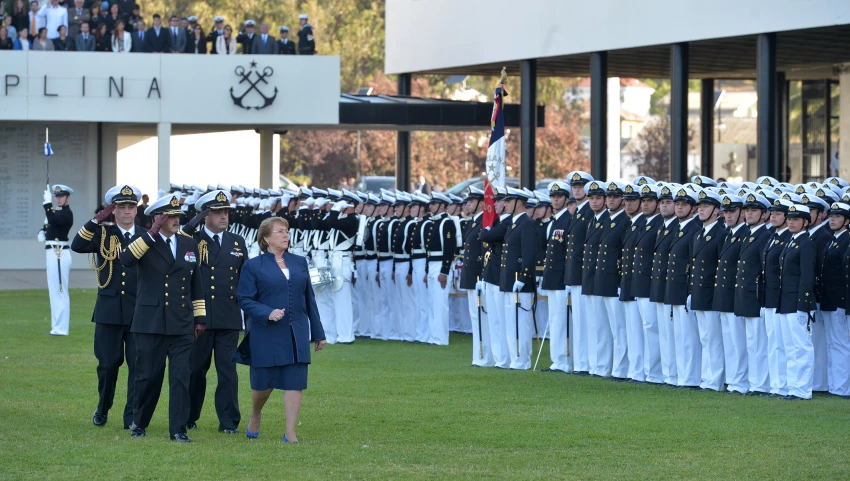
left=460, top=171, right=850, bottom=401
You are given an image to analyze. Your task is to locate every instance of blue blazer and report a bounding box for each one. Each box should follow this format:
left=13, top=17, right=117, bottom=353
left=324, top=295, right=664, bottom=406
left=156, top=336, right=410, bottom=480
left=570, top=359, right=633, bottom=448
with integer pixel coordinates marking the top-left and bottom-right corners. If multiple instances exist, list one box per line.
left=238, top=252, right=324, bottom=368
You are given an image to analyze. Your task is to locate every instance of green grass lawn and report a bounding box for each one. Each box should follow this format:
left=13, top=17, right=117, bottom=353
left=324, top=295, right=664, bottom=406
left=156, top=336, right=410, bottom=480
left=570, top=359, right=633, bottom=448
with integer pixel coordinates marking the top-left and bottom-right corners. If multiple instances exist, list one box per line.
left=1, top=289, right=849, bottom=480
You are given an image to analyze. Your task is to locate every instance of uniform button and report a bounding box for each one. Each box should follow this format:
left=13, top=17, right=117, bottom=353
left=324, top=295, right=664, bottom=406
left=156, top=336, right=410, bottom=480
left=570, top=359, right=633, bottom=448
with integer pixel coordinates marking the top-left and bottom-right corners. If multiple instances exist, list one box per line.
left=122, top=272, right=126, bottom=277
left=211, top=286, right=215, bottom=290
left=211, top=295, right=215, bottom=299
left=211, top=267, right=215, bottom=271
left=230, top=296, right=234, bottom=300
left=165, top=293, right=169, bottom=297
left=230, top=277, right=234, bottom=281
left=165, top=283, right=168, bottom=287
left=230, top=267, right=234, bottom=270
left=166, top=275, right=169, bottom=278
left=121, top=290, right=125, bottom=295
left=211, top=276, right=215, bottom=280
left=122, top=281, right=125, bottom=285
left=181, top=286, right=185, bottom=290
left=182, top=278, right=186, bottom=281
left=182, top=304, right=186, bottom=308
left=165, top=302, right=169, bottom=306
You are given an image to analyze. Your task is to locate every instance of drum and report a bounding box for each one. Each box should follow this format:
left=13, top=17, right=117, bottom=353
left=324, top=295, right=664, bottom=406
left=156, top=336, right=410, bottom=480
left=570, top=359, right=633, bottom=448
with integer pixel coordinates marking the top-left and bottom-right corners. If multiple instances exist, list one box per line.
left=310, top=266, right=333, bottom=288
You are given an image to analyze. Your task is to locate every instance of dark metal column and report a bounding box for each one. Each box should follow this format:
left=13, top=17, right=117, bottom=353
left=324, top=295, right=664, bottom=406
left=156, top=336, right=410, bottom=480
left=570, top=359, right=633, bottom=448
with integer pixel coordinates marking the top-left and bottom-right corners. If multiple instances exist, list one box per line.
left=670, top=43, right=689, bottom=184
left=775, top=71, right=787, bottom=180
left=700, top=78, right=714, bottom=178
left=520, top=59, right=537, bottom=189
left=757, top=33, right=776, bottom=178
left=590, top=52, right=607, bottom=180
left=396, top=74, right=412, bottom=190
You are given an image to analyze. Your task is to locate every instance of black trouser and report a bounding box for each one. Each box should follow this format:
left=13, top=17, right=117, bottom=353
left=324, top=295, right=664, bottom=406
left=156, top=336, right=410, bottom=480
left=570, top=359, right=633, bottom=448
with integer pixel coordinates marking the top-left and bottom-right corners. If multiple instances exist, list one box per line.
left=188, top=329, right=241, bottom=431
left=94, top=323, right=136, bottom=427
left=133, top=333, right=193, bottom=436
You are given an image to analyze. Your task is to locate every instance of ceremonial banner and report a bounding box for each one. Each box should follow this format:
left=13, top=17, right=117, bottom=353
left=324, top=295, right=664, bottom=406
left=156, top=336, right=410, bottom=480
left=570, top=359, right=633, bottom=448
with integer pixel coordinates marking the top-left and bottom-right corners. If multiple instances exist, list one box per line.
left=482, top=74, right=507, bottom=229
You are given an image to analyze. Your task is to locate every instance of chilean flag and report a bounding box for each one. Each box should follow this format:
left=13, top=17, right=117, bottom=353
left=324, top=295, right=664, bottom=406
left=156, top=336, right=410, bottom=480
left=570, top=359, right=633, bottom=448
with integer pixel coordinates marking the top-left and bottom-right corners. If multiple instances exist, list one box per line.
left=482, top=85, right=507, bottom=229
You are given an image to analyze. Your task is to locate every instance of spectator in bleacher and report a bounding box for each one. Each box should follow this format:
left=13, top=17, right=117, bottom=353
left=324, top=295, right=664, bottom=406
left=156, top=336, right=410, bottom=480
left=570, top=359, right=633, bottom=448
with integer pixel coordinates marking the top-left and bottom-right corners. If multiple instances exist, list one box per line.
left=143, top=13, right=169, bottom=53
left=87, top=2, right=103, bottom=35
left=42, top=0, right=66, bottom=40
left=13, top=26, right=29, bottom=49
left=0, top=25, right=13, bottom=49
left=297, top=13, right=314, bottom=55
left=215, top=23, right=236, bottom=55
left=114, top=0, right=134, bottom=16
left=94, top=21, right=109, bottom=51
left=130, top=16, right=146, bottom=51
left=67, top=0, right=88, bottom=39
left=167, top=15, right=184, bottom=53
left=250, top=22, right=277, bottom=54
left=73, top=20, right=93, bottom=50
left=127, top=4, right=141, bottom=32
left=206, top=15, right=223, bottom=54
left=103, top=3, right=123, bottom=34
left=4, top=15, right=18, bottom=41
left=53, top=24, right=73, bottom=50
left=278, top=26, right=295, bottom=55
left=11, top=0, right=28, bottom=36
left=236, top=19, right=255, bottom=54
left=32, top=26, right=53, bottom=49
left=185, top=23, right=205, bottom=53
left=27, top=1, right=43, bottom=41
left=111, top=19, right=129, bottom=52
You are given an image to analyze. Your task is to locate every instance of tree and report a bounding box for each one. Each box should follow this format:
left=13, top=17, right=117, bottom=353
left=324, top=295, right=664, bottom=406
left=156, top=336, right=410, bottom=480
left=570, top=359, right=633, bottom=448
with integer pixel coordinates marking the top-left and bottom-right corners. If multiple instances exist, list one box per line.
left=625, top=116, right=695, bottom=180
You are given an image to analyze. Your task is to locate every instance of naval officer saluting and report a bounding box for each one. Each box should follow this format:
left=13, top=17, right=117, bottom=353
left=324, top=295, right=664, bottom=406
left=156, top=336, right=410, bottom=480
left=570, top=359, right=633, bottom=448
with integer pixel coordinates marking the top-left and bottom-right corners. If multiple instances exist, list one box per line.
left=120, top=194, right=206, bottom=442
left=43, top=184, right=75, bottom=336
left=72, top=184, right=146, bottom=428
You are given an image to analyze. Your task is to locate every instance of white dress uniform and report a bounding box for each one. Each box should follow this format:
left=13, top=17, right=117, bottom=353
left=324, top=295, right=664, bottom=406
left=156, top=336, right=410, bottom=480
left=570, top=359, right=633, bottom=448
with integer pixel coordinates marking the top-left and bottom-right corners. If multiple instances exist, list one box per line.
left=425, top=206, right=454, bottom=346
left=408, top=211, right=432, bottom=343
left=311, top=209, right=337, bottom=344
left=43, top=184, right=74, bottom=336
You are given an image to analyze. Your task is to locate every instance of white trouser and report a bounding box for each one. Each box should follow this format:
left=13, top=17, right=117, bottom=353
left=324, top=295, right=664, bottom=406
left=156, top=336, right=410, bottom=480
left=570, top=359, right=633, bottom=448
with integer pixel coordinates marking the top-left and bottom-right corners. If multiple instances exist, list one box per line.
left=765, top=307, right=788, bottom=395
left=695, top=310, right=724, bottom=391
left=779, top=311, right=814, bottom=399
left=448, top=264, right=462, bottom=333
left=658, top=303, right=678, bottom=385
left=571, top=286, right=590, bottom=372
left=467, top=288, right=493, bottom=367
left=624, top=300, right=645, bottom=381
left=395, top=261, right=416, bottom=342
left=331, top=254, right=354, bottom=344
left=412, top=258, right=431, bottom=343
left=639, top=298, right=662, bottom=383
left=353, top=259, right=370, bottom=336
left=605, top=296, right=628, bottom=379
left=46, top=248, right=71, bottom=335
left=825, top=310, right=850, bottom=396
left=744, top=314, right=770, bottom=393
left=588, top=295, right=612, bottom=377
left=363, top=259, right=379, bottom=338
left=378, top=260, right=395, bottom=340
left=503, top=291, right=534, bottom=370
left=534, top=289, right=548, bottom=340
left=720, top=312, right=748, bottom=393
left=546, top=289, right=571, bottom=372
left=486, top=281, right=510, bottom=368
left=427, top=261, right=450, bottom=345
left=313, top=252, right=337, bottom=344
left=673, top=305, right=701, bottom=387
left=812, top=307, right=828, bottom=392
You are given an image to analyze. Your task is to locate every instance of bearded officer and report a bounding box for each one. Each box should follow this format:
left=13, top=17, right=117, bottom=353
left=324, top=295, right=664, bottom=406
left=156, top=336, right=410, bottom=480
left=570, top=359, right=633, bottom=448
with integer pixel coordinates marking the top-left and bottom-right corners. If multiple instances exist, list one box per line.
left=619, top=183, right=646, bottom=382
left=540, top=181, right=571, bottom=373
left=43, top=184, right=75, bottom=336
left=180, top=190, right=246, bottom=434
left=72, top=185, right=145, bottom=428
left=120, top=194, right=206, bottom=442
left=424, top=192, right=455, bottom=345
left=564, top=171, right=594, bottom=374
left=460, top=187, right=491, bottom=366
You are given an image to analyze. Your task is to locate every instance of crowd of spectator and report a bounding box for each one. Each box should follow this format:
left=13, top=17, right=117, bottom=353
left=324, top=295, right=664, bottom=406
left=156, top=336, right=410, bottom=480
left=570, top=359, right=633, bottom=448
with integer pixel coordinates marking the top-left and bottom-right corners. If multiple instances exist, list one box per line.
left=0, top=0, right=315, bottom=54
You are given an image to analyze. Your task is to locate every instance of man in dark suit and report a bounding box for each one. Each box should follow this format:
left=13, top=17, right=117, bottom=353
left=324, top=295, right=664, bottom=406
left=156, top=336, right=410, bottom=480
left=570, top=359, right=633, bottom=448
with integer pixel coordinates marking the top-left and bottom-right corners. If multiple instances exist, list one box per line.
left=74, top=21, right=95, bottom=51
left=822, top=202, right=850, bottom=397
left=120, top=194, right=206, bottom=442
left=72, top=185, right=146, bottom=429
left=278, top=25, right=296, bottom=54
left=564, top=171, right=593, bottom=375
left=734, top=191, right=772, bottom=395
left=167, top=15, right=185, bottom=53
left=478, top=187, right=510, bottom=368
left=581, top=181, right=609, bottom=377
left=665, top=187, right=701, bottom=388
left=633, top=184, right=665, bottom=384
left=459, top=187, right=490, bottom=365
left=68, top=0, right=89, bottom=39
left=250, top=23, right=278, bottom=54
left=236, top=19, right=256, bottom=54
left=182, top=191, right=246, bottom=434
left=131, top=18, right=148, bottom=52
left=143, top=13, right=169, bottom=53
left=689, top=189, right=727, bottom=392
left=618, top=183, right=647, bottom=382
left=762, top=197, right=793, bottom=397
left=777, top=204, right=817, bottom=400
left=713, top=193, right=749, bottom=394
left=540, top=181, right=571, bottom=372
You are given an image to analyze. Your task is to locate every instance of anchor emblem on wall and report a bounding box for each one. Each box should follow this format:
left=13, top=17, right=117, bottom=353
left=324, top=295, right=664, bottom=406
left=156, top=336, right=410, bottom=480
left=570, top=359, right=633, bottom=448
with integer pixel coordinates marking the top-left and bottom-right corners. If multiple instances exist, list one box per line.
left=230, top=61, right=278, bottom=110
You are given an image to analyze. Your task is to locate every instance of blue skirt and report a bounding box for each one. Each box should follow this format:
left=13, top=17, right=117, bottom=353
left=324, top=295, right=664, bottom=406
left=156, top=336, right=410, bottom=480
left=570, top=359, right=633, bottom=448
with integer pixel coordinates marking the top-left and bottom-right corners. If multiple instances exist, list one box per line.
left=250, top=363, right=309, bottom=391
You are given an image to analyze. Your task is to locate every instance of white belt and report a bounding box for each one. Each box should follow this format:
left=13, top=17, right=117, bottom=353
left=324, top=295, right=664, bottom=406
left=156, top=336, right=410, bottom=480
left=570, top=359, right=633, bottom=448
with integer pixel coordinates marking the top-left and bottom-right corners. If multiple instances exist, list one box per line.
left=393, top=254, right=410, bottom=260
left=45, top=241, right=69, bottom=247
left=412, top=248, right=426, bottom=254
left=428, top=251, right=444, bottom=256
left=366, top=250, right=377, bottom=256
left=330, top=251, right=352, bottom=258
left=313, top=250, right=328, bottom=258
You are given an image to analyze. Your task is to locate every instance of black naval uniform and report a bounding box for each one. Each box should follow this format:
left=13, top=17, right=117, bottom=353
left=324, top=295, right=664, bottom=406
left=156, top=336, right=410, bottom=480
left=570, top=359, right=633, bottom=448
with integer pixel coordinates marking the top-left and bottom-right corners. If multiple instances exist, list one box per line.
left=619, top=213, right=647, bottom=303
left=778, top=232, right=817, bottom=314
left=762, top=229, right=792, bottom=313
left=278, top=37, right=297, bottom=55
left=185, top=226, right=246, bottom=432
left=498, top=213, right=538, bottom=294
left=460, top=212, right=485, bottom=290
left=821, top=231, right=850, bottom=313
left=298, top=23, right=315, bottom=55
left=72, top=219, right=147, bottom=428
left=734, top=224, right=771, bottom=318
left=649, top=218, right=679, bottom=304
left=714, top=224, right=749, bottom=313
left=120, top=229, right=206, bottom=438
left=665, top=217, right=701, bottom=307
left=236, top=31, right=255, bottom=54
left=689, top=221, right=727, bottom=312
left=581, top=210, right=608, bottom=296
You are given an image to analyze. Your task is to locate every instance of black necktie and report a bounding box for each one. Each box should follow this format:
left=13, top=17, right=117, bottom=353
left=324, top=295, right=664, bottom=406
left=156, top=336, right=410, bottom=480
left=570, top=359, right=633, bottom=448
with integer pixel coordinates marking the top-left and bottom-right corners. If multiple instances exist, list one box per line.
left=213, top=234, right=220, bottom=246
left=166, top=238, right=173, bottom=257
left=124, top=232, right=131, bottom=242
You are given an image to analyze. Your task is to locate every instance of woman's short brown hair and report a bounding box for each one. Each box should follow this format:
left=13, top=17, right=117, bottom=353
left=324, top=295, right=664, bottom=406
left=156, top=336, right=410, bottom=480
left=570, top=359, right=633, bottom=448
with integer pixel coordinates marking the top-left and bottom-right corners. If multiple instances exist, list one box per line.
left=257, top=217, right=289, bottom=252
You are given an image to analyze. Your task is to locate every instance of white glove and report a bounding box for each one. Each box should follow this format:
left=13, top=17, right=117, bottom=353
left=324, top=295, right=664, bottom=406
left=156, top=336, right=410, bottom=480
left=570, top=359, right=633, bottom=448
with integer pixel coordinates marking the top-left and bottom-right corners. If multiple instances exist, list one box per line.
left=759, top=307, right=765, bottom=317
left=476, top=280, right=486, bottom=294
left=565, top=285, right=572, bottom=296
left=331, top=201, right=344, bottom=212
left=686, top=295, right=692, bottom=310
left=229, top=203, right=236, bottom=209
left=617, top=287, right=621, bottom=297
left=43, top=189, right=52, bottom=205
left=181, top=204, right=189, bottom=212
left=796, top=311, right=809, bottom=328
left=512, top=280, right=525, bottom=293
left=304, top=198, right=316, bottom=207
left=315, top=198, right=329, bottom=208
left=536, top=276, right=543, bottom=287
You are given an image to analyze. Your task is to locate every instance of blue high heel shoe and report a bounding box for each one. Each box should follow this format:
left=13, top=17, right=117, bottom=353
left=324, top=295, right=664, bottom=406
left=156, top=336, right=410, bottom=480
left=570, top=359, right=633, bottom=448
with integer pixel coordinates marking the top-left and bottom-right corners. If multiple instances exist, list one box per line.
left=281, top=435, right=299, bottom=443
left=246, top=430, right=259, bottom=439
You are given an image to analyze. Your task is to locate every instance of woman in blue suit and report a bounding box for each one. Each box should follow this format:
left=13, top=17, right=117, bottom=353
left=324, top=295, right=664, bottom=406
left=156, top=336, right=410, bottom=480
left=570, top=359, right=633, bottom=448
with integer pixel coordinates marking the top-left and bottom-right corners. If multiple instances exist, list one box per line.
left=238, top=217, right=326, bottom=442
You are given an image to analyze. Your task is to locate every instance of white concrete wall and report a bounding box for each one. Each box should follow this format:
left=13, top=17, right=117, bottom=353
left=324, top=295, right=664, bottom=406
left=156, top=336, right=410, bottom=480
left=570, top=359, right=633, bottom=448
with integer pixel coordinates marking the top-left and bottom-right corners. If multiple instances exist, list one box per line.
left=386, top=0, right=850, bottom=74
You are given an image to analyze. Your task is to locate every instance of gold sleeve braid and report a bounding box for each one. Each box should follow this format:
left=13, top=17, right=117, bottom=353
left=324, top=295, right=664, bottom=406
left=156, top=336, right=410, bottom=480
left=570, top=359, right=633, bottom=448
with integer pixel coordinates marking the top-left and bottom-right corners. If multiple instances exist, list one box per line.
left=192, top=299, right=207, bottom=317
left=128, top=237, right=150, bottom=259
left=78, top=226, right=95, bottom=241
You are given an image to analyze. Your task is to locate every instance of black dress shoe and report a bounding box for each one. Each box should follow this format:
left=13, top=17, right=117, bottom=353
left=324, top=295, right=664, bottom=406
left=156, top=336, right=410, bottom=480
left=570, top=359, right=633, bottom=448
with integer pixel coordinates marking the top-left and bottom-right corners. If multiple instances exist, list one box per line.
left=92, top=411, right=107, bottom=427
left=573, top=371, right=590, bottom=377
left=540, top=368, right=555, bottom=372
left=130, top=424, right=146, bottom=438
left=185, top=421, right=198, bottom=430
left=219, top=428, right=239, bottom=434
left=781, top=395, right=807, bottom=401
left=171, top=433, right=192, bottom=442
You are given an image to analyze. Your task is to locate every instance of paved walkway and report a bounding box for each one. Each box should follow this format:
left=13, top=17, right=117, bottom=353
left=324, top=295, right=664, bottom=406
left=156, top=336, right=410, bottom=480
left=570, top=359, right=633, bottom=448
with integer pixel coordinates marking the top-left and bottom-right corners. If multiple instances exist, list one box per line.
left=0, top=270, right=98, bottom=290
